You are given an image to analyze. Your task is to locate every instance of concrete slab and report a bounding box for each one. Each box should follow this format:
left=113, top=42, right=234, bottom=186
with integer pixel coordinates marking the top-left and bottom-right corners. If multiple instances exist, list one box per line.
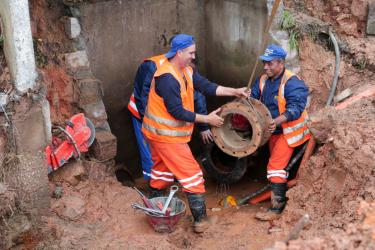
left=78, top=78, right=103, bottom=105
left=335, top=88, right=353, bottom=103
left=94, top=120, right=111, bottom=132
left=7, top=100, right=50, bottom=215
left=65, top=17, right=81, bottom=39
left=80, top=100, right=108, bottom=126
left=0, top=0, right=37, bottom=93
left=65, top=50, right=90, bottom=73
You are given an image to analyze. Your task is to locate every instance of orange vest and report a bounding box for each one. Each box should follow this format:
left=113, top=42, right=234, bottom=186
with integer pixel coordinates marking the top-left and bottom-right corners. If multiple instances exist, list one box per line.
left=142, top=61, right=195, bottom=143
left=260, top=69, right=311, bottom=147
left=127, top=54, right=168, bottom=119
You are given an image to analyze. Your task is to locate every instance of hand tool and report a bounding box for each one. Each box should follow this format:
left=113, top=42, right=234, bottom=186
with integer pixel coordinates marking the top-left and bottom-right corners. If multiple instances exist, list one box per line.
left=161, top=185, right=178, bottom=214
left=132, top=187, right=153, bottom=208
left=45, top=113, right=95, bottom=174
left=131, top=203, right=165, bottom=216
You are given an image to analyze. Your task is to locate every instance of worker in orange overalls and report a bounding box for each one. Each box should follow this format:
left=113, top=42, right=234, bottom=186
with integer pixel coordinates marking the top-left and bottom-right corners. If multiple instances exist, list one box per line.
left=250, top=44, right=310, bottom=221
left=142, top=34, right=248, bottom=233
left=128, top=54, right=213, bottom=181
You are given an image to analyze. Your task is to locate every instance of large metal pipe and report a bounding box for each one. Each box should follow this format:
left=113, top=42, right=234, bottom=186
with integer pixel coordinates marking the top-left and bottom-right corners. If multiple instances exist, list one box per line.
left=211, top=98, right=272, bottom=158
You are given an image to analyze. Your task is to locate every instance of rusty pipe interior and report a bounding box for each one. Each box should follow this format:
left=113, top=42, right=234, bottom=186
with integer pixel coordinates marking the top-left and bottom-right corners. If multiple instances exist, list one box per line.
left=211, top=98, right=272, bottom=158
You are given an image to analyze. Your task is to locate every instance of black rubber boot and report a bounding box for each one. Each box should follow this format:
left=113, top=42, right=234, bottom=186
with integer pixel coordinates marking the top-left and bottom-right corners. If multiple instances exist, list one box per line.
left=186, top=193, right=207, bottom=222
left=148, top=187, right=164, bottom=199
left=269, top=182, right=287, bottom=213
left=186, top=193, right=212, bottom=233
left=255, top=182, right=287, bottom=221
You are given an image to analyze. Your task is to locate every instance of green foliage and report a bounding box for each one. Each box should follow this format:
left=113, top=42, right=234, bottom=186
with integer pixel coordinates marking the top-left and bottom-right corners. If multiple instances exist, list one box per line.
left=354, top=56, right=367, bottom=70
left=280, top=10, right=300, bottom=52
left=280, top=10, right=295, bottom=30
left=288, top=31, right=300, bottom=51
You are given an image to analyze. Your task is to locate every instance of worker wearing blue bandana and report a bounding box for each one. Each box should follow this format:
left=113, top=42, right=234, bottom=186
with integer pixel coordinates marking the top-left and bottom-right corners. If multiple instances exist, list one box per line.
left=128, top=45, right=213, bottom=181
left=142, top=34, right=248, bottom=233
left=251, top=44, right=310, bottom=221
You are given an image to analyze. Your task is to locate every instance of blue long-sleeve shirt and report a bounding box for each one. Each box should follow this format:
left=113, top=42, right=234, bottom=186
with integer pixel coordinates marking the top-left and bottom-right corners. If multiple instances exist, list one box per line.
left=194, top=91, right=209, bottom=131
left=251, top=70, right=309, bottom=134
left=131, top=60, right=210, bottom=131
left=155, top=71, right=218, bottom=124
left=132, top=60, right=157, bottom=119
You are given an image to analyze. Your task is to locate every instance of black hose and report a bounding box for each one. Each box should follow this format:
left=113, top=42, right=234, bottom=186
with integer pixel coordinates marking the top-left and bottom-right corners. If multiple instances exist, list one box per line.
left=238, top=31, right=341, bottom=206
left=237, top=144, right=307, bottom=206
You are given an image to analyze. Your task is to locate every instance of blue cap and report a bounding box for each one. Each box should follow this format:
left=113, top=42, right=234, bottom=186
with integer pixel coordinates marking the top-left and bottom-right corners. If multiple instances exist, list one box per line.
left=259, top=44, right=287, bottom=61
left=165, top=34, right=195, bottom=59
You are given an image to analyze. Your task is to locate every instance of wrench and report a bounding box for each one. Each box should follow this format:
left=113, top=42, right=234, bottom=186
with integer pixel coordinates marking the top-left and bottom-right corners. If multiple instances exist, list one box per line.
left=161, top=185, right=179, bottom=214
left=131, top=203, right=165, bottom=216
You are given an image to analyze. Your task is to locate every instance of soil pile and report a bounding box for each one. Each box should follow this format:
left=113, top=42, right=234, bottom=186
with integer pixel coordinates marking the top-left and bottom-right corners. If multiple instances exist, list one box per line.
left=297, top=36, right=375, bottom=114
left=276, top=1, right=375, bottom=246
left=272, top=97, right=375, bottom=249
left=285, top=0, right=375, bottom=112
left=286, top=0, right=369, bottom=38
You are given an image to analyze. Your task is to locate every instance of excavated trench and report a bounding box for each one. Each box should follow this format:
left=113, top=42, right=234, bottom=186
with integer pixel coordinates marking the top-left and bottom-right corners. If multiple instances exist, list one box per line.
left=76, top=0, right=280, bottom=200
left=2, top=0, right=375, bottom=249
left=78, top=0, right=268, bottom=178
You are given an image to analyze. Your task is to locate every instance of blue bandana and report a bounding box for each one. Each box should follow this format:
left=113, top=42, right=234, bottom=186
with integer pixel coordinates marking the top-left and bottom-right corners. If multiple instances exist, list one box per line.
left=165, top=34, right=195, bottom=59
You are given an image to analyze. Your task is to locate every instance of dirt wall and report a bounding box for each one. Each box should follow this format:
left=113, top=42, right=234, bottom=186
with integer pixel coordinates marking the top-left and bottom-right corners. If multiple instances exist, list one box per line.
left=286, top=0, right=370, bottom=37
left=270, top=97, right=375, bottom=249
left=29, top=0, right=78, bottom=123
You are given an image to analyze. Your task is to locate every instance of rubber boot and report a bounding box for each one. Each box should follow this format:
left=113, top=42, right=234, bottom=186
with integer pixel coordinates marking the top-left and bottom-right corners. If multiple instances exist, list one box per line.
left=255, top=183, right=287, bottom=221
left=186, top=193, right=214, bottom=233
left=148, top=186, right=164, bottom=199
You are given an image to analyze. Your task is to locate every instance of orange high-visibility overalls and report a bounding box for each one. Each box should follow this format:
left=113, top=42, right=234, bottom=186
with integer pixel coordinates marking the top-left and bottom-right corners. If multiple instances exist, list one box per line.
left=259, top=70, right=311, bottom=183
left=142, top=61, right=205, bottom=194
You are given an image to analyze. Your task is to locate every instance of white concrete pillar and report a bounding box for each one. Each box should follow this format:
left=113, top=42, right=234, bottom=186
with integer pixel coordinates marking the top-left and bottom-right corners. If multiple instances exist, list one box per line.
left=0, top=0, right=37, bottom=93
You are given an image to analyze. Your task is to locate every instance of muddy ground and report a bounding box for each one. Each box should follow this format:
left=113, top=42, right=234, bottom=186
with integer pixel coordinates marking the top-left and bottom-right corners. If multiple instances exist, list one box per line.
left=38, top=165, right=281, bottom=249
left=1, top=0, right=375, bottom=249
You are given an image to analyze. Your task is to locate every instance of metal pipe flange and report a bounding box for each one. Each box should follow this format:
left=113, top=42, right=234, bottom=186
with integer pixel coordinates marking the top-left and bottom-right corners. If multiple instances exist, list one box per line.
left=211, top=98, right=272, bottom=158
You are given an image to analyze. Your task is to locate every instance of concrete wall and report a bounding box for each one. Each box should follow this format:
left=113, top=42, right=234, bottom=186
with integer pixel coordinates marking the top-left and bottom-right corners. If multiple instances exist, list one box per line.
left=204, top=0, right=267, bottom=86
left=0, top=0, right=37, bottom=93
left=79, top=0, right=206, bottom=174
left=79, top=0, right=268, bottom=176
